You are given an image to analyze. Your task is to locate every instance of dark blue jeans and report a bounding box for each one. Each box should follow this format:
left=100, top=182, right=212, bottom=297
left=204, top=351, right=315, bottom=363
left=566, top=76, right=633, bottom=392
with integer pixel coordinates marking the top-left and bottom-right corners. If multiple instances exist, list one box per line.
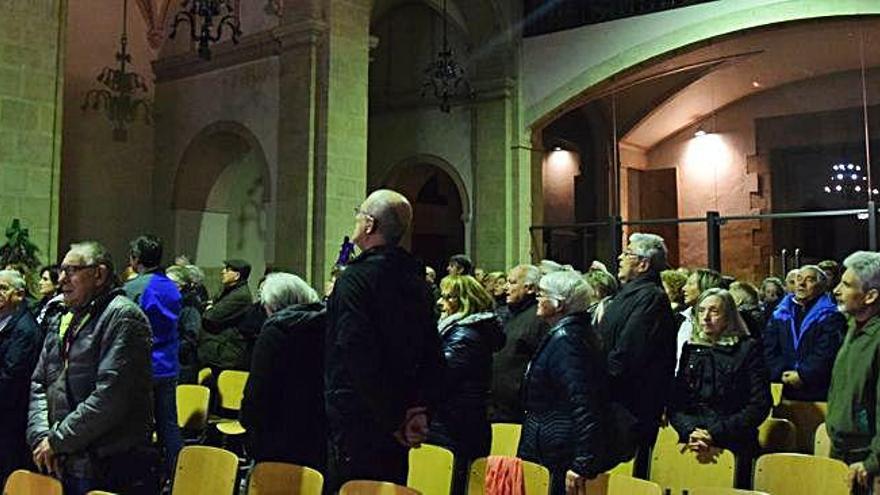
left=154, top=377, right=183, bottom=477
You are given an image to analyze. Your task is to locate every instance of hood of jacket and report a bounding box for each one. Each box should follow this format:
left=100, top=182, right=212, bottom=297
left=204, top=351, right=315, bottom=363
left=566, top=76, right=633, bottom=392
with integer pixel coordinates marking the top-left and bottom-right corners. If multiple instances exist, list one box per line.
left=440, top=311, right=505, bottom=352
left=265, top=302, right=326, bottom=329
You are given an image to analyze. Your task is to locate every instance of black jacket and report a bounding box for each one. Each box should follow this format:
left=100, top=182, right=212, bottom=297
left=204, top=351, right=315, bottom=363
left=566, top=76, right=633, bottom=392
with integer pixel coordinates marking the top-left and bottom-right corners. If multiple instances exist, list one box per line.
left=325, top=245, right=444, bottom=444
left=429, top=312, right=505, bottom=460
left=669, top=339, right=771, bottom=454
left=198, top=282, right=253, bottom=370
left=490, top=296, right=548, bottom=422
left=518, top=312, right=608, bottom=478
left=241, top=303, right=326, bottom=469
left=596, top=272, right=676, bottom=445
left=0, top=301, right=42, bottom=467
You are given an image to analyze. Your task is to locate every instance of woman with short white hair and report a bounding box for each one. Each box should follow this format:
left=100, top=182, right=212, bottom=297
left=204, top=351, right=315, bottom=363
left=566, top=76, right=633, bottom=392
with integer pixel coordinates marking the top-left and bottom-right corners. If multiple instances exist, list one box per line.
left=240, top=272, right=326, bottom=469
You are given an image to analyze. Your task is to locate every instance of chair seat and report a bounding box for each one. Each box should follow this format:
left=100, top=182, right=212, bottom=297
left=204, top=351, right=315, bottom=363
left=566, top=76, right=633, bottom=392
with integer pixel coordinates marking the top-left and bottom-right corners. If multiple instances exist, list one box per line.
left=217, top=420, right=246, bottom=435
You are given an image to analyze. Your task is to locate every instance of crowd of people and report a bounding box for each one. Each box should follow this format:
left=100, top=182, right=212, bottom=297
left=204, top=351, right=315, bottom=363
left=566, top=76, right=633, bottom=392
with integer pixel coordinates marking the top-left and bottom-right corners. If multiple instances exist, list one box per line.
left=2, top=188, right=880, bottom=495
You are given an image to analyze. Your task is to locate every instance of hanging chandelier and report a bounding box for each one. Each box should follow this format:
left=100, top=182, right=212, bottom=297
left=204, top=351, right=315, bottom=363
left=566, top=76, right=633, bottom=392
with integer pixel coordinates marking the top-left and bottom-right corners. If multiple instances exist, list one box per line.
left=823, top=162, right=878, bottom=197
left=421, top=0, right=474, bottom=112
left=169, top=0, right=242, bottom=61
left=81, top=0, right=152, bottom=142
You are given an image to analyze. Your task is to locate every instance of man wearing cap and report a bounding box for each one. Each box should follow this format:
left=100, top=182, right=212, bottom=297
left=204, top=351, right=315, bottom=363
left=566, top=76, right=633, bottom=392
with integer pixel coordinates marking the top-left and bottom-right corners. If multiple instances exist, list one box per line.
left=197, top=259, right=254, bottom=372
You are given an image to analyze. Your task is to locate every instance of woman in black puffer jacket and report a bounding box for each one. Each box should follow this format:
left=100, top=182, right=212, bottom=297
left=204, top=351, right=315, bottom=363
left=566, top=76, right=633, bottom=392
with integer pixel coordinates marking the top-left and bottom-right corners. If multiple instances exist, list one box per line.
left=518, top=269, right=612, bottom=495
left=430, top=275, right=505, bottom=495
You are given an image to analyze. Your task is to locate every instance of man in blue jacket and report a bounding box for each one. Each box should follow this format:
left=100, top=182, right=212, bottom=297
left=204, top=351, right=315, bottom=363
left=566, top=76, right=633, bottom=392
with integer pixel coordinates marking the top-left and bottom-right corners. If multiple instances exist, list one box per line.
left=764, top=264, right=845, bottom=401
left=124, top=235, right=182, bottom=479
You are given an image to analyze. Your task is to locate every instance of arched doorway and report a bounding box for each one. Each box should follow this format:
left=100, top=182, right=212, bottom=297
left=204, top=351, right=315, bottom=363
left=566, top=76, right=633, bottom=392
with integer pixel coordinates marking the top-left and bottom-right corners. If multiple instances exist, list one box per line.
left=383, top=158, right=468, bottom=275
left=172, top=122, right=272, bottom=295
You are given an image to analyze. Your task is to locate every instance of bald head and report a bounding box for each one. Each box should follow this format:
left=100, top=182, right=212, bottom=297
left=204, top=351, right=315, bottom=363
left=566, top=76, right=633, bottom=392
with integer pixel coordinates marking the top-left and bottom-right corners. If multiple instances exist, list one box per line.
left=361, top=189, right=413, bottom=245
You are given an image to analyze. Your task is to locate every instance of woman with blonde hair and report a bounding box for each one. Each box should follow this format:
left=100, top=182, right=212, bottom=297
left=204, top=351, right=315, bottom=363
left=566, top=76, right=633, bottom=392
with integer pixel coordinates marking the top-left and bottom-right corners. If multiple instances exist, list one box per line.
left=432, top=275, right=504, bottom=495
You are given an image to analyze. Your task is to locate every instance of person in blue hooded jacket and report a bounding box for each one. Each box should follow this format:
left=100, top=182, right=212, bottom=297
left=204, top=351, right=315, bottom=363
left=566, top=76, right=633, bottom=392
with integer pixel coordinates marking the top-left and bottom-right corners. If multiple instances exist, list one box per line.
left=763, top=264, right=845, bottom=401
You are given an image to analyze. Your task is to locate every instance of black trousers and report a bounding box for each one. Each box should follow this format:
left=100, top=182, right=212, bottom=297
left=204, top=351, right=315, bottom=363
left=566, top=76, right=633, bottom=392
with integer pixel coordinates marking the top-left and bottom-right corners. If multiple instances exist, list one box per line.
left=327, top=430, right=408, bottom=494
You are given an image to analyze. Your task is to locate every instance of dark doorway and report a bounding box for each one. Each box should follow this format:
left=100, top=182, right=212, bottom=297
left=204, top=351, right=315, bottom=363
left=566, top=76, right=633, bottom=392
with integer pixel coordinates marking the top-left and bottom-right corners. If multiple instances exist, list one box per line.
left=627, top=167, right=680, bottom=266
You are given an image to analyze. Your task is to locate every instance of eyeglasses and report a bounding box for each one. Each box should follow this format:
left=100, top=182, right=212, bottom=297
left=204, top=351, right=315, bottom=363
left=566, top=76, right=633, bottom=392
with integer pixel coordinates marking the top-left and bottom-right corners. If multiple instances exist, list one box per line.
left=537, top=291, right=563, bottom=301
left=620, top=250, right=645, bottom=259
left=353, top=207, right=374, bottom=220
left=440, top=293, right=456, bottom=301
left=59, top=264, right=98, bottom=277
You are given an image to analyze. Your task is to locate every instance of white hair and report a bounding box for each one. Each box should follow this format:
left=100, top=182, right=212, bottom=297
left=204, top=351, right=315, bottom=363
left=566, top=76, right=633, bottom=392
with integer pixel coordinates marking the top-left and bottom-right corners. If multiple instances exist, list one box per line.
left=843, top=251, right=880, bottom=292
left=628, top=233, right=668, bottom=271
left=511, top=264, right=541, bottom=287
left=539, top=269, right=591, bottom=315
left=259, top=272, right=320, bottom=313
left=799, top=264, right=829, bottom=290
left=0, top=270, right=26, bottom=292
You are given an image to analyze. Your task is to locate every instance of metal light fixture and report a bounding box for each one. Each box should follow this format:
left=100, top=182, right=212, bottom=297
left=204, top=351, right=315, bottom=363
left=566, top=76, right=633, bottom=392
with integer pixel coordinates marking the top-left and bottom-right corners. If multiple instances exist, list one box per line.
left=421, top=0, right=474, bottom=112
left=823, top=163, right=878, bottom=197
left=81, top=0, right=152, bottom=142
left=169, top=0, right=242, bottom=60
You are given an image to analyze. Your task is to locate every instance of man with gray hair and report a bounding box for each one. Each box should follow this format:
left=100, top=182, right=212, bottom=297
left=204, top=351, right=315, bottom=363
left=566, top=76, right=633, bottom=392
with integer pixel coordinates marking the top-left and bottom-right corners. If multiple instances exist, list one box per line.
left=325, top=189, right=444, bottom=489
left=0, top=269, right=42, bottom=486
left=829, top=251, right=880, bottom=492
left=27, top=242, right=155, bottom=495
left=764, top=264, right=845, bottom=401
left=489, top=264, right=548, bottom=422
left=596, top=232, right=676, bottom=476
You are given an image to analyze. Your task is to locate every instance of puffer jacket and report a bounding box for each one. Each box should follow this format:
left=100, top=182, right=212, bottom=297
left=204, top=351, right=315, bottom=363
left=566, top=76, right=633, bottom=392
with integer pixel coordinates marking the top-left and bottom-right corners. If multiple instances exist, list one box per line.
left=27, top=289, right=153, bottom=477
left=669, top=339, right=771, bottom=455
left=429, top=311, right=505, bottom=461
left=518, top=312, right=609, bottom=479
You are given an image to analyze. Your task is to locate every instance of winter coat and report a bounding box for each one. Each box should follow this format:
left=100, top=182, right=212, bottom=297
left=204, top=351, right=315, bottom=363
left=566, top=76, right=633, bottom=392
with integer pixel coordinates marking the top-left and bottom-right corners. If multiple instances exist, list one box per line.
left=124, top=270, right=182, bottom=379
left=490, top=296, right=548, bottom=422
left=324, top=245, right=444, bottom=447
left=198, top=281, right=253, bottom=370
left=596, top=272, right=677, bottom=445
left=27, top=290, right=153, bottom=477
left=240, top=303, right=327, bottom=470
left=429, top=311, right=505, bottom=461
left=669, top=339, right=771, bottom=455
left=177, top=290, right=202, bottom=384
left=763, top=293, right=845, bottom=401
left=518, top=312, right=609, bottom=479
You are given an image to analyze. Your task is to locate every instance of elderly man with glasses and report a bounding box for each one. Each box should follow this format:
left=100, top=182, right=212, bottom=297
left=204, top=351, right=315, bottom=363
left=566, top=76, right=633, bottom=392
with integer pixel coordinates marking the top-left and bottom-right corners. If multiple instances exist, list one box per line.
left=27, top=241, right=155, bottom=495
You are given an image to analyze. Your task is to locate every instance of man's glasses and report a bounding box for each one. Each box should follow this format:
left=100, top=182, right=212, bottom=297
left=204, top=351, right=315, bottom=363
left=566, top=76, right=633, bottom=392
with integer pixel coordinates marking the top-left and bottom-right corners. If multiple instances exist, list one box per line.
left=59, top=264, right=98, bottom=277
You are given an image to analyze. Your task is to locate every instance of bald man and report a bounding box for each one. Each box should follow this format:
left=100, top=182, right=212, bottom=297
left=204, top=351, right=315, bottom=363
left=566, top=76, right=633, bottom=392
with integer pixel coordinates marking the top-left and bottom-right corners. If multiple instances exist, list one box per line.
left=325, top=189, right=444, bottom=489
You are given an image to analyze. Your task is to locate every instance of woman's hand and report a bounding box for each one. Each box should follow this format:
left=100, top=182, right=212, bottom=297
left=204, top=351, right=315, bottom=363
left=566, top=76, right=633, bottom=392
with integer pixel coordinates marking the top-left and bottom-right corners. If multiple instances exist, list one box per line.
left=685, top=428, right=713, bottom=453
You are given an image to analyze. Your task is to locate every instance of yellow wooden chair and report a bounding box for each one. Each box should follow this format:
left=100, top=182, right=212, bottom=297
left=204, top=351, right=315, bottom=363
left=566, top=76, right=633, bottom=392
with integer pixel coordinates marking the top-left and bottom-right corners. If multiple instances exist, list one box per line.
left=468, top=457, right=550, bottom=495
left=85, top=492, right=116, bottom=495
left=688, top=488, right=769, bottom=495
left=753, top=453, right=849, bottom=495
left=769, top=383, right=783, bottom=407
left=772, top=400, right=827, bottom=453
left=215, top=370, right=249, bottom=436
left=582, top=473, right=661, bottom=495
left=172, top=445, right=239, bottom=495
left=340, top=480, right=422, bottom=495
left=407, top=443, right=454, bottom=495
left=757, top=417, right=796, bottom=453
left=197, top=367, right=212, bottom=386
left=649, top=426, right=735, bottom=494
left=607, top=457, right=635, bottom=476
left=247, top=462, right=323, bottom=495
left=177, top=384, right=210, bottom=430
left=490, top=423, right=522, bottom=456
left=813, top=422, right=831, bottom=457
left=3, top=470, right=62, bottom=495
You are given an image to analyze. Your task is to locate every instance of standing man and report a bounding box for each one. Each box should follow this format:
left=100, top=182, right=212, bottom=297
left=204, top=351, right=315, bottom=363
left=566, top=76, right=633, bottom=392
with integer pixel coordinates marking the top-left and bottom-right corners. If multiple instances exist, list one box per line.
left=27, top=242, right=155, bottom=495
left=489, top=264, right=547, bottom=423
left=829, top=251, right=880, bottom=493
left=124, top=235, right=183, bottom=480
left=198, top=259, right=253, bottom=372
left=325, top=189, right=443, bottom=490
left=597, top=233, right=677, bottom=476
left=0, top=269, right=42, bottom=486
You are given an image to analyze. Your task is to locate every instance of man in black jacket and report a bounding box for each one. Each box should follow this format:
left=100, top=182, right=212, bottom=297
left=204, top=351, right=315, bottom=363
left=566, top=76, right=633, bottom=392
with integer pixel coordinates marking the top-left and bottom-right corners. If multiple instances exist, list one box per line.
left=597, top=232, right=676, bottom=477
left=197, top=259, right=253, bottom=372
left=0, top=269, right=42, bottom=486
left=325, top=189, right=444, bottom=490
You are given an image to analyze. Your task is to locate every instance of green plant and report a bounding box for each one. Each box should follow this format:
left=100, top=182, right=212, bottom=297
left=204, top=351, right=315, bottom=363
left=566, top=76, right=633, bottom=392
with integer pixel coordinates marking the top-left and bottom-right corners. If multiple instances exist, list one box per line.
left=0, top=218, right=42, bottom=271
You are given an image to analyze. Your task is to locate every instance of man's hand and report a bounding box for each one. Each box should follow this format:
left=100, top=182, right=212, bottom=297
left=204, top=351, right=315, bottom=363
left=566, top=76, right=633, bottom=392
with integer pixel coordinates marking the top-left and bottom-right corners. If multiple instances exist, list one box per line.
left=848, top=461, right=870, bottom=489
left=781, top=370, right=803, bottom=388
left=32, top=437, right=59, bottom=475
left=565, top=470, right=586, bottom=495
left=393, top=406, right=429, bottom=448
left=684, top=429, right=713, bottom=453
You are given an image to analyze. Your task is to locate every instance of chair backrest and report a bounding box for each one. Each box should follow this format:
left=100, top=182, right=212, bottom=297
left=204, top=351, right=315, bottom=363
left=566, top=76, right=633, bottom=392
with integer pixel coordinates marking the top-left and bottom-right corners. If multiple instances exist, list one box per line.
left=607, top=457, right=635, bottom=477
left=407, top=444, right=454, bottom=495
left=216, top=370, right=249, bottom=410
left=649, top=426, right=735, bottom=493
left=85, top=492, right=117, bottom=495
left=490, top=423, right=522, bottom=456
left=247, top=462, right=323, bottom=495
left=753, top=453, right=849, bottom=495
left=172, top=445, right=239, bottom=495
left=813, top=422, right=831, bottom=457
left=197, top=367, right=212, bottom=386
left=339, top=480, right=421, bottom=495
left=757, top=417, right=796, bottom=453
left=770, top=383, right=783, bottom=407
left=583, top=473, right=661, bottom=495
left=3, top=470, right=62, bottom=495
left=688, top=488, right=770, bottom=495
left=177, top=384, right=210, bottom=430
left=468, top=457, right=550, bottom=495
left=772, top=400, right=827, bottom=453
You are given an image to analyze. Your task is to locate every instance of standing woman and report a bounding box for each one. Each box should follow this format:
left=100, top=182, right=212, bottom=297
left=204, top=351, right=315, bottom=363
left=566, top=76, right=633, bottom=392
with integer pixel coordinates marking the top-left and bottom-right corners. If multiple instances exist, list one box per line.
left=431, top=275, right=505, bottom=495
left=518, top=269, right=610, bottom=495
left=34, top=265, right=64, bottom=340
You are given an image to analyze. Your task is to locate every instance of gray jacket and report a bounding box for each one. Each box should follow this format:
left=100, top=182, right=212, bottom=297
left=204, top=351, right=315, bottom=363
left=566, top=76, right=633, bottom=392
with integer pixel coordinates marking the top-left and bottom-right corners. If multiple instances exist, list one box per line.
left=27, top=290, right=153, bottom=476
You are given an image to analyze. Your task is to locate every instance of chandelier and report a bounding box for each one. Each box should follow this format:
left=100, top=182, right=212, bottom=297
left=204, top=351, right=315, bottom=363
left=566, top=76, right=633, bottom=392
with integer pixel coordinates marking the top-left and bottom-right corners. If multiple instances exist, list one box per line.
left=169, top=0, right=242, bottom=60
left=823, top=162, right=878, bottom=197
left=81, top=0, right=152, bottom=142
left=421, top=0, right=474, bottom=112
